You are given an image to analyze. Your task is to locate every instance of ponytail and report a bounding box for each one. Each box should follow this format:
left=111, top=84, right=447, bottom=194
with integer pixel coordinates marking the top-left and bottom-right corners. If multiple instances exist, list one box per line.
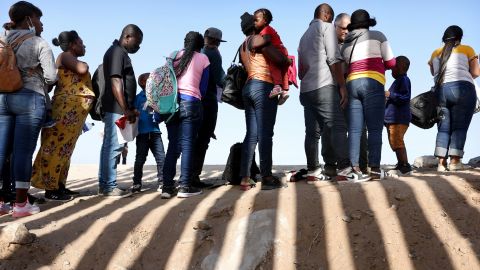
left=435, top=25, right=463, bottom=87
left=175, top=31, right=204, bottom=77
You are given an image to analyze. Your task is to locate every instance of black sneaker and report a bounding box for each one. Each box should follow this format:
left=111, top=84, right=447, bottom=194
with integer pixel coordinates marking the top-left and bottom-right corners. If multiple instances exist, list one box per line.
left=131, top=184, right=142, bottom=193
left=370, top=167, right=385, bottom=180
left=177, top=186, right=202, bottom=198
left=191, top=176, right=213, bottom=188
left=59, top=183, right=80, bottom=195
left=161, top=186, right=176, bottom=199
left=323, top=164, right=338, bottom=177
left=102, top=187, right=131, bottom=197
left=398, top=163, right=413, bottom=175
left=28, top=193, right=46, bottom=204
left=45, top=190, right=73, bottom=201
left=261, top=175, right=287, bottom=190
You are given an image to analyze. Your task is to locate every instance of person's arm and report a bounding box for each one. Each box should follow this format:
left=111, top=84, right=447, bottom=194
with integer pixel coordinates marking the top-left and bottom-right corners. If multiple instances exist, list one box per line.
left=60, top=52, right=89, bottom=74
left=111, top=76, right=136, bottom=123
left=324, top=23, right=348, bottom=108
left=251, top=34, right=271, bottom=50
left=469, top=55, right=480, bottom=79
left=379, top=32, right=396, bottom=70
left=38, top=39, right=58, bottom=85
left=388, top=77, right=410, bottom=105
left=199, top=66, right=210, bottom=98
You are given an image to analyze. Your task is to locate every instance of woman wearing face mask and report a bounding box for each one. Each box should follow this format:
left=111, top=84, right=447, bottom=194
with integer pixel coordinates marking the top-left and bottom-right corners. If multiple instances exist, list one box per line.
left=0, top=1, right=57, bottom=217
left=31, top=30, right=94, bottom=201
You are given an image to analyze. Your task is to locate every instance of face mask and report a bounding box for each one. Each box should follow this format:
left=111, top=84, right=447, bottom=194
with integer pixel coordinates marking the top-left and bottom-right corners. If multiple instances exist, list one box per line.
left=127, top=44, right=140, bottom=54
left=27, top=17, right=35, bottom=33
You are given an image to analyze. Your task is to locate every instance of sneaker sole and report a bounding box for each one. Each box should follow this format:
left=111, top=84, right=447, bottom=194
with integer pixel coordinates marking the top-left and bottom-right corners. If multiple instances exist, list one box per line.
left=177, top=191, right=202, bottom=198
left=13, top=210, right=40, bottom=218
left=161, top=194, right=173, bottom=199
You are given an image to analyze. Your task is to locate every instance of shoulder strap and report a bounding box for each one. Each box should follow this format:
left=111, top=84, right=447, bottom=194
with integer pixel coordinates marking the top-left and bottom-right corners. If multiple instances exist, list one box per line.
left=10, top=33, right=35, bottom=48
left=348, top=37, right=359, bottom=65
left=232, top=44, right=242, bottom=63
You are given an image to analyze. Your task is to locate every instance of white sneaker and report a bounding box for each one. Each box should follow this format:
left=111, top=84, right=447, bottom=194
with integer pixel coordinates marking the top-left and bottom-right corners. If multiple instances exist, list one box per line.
left=306, top=167, right=330, bottom=183
left=448, top=163, right=471, bottom=171
left=337, top=167, right=371, bottom=183
left=437, top=164, right=448, bottom=172
left=0, top=201, right=12, bottom=216
left=13, top=201, right=40, bottom=218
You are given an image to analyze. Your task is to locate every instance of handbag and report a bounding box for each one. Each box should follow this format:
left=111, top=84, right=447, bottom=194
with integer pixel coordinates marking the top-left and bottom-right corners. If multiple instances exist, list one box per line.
left=221, top=44, right=247, bottom=110
left=410, top=88, right=442, bottom=129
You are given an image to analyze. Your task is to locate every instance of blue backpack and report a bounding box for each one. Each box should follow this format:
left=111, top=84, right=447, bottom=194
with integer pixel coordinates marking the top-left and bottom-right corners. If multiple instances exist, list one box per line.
left=145, top=51, right=179, bottom=122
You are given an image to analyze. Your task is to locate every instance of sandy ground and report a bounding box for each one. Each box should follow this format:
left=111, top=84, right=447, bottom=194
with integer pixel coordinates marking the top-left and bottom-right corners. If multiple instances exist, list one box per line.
left=1, top=165, right=480, bottom=270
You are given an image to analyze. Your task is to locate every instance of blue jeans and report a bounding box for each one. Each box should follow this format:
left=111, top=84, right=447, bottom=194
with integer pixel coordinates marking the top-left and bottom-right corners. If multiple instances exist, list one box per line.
left=0, top=89, right=45, bottom=190
left=347, top=78, right=385, bottom=167
left=300, top=86, right=350, bottom=171
left=192, top=96, right=218, bottom=178
left=435, top=81, right=476, bottom=158
left=98, top=112, right=123, bottom=192
left=240, top=79, right=278, bottom=178
left=133, top=132, right=165, bottom=185
left=163, top=100, right=203, bottom=188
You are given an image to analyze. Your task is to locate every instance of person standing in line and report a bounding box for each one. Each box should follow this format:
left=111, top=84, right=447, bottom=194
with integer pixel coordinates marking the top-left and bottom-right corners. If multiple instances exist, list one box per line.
left=429, top=25, right=480, bottom=171
left=190, top=27, right=226, bottom=189
left=131, top=73, right=165, bottom=193
left=0, top=1, right=57, bottom=217
left=160, top=31, right=210, bottom=199
left=321, top=12, right=369, bottom=177
left=98, top=24, right=142, bottom=196
left=385, top=56, right=413, bottom=176
left=298, top=3, right=369, bottom=182
left=237, top=12, right=287, bottom=190
left=31, top=30, right=95, bottom=201
left=341, top=9, right=396, bottom=179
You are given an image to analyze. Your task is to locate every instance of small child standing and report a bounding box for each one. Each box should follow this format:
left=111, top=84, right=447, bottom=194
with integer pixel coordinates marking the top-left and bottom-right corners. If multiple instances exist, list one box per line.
left=131, top=73, right=166, bottom=193
left=253, top=8, right=290, bottom=105
left=385, top=56, right=413, bottom=176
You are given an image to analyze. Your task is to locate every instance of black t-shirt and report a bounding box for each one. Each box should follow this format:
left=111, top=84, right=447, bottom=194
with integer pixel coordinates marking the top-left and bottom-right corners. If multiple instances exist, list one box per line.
left=102, top=40, right=136, bottom=114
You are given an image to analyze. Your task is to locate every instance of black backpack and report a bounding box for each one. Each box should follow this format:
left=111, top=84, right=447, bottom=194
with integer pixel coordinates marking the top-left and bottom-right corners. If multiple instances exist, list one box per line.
left=222, top=142, right=260, bottom=185
left=90, top=64, right=105, bottom=121
left=410, top=88, right=442, bottom=129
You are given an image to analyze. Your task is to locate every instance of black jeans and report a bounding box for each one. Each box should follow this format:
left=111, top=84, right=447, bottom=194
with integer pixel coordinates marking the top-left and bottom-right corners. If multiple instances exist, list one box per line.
left=300, top=85, right=350, bottom=171
left=321, top=106, right=368, bottom=170
left=133, top=132, right=165, bottom=185
left=192, top=96, right=218, bottom=178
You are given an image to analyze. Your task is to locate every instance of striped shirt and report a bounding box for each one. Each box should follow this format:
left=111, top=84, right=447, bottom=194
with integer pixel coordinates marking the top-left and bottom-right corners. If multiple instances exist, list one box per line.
left=341, top=29, right=395, bottom=85
left=429, top=44, right=477, bottom=85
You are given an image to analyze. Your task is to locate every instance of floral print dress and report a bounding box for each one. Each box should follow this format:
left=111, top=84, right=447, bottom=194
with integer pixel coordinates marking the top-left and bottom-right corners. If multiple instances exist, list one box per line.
left=31, top=68, right=95, bottom=190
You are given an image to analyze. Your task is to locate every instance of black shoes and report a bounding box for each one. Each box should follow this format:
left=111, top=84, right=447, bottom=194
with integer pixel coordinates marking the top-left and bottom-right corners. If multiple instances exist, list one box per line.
left=45, top=189, right=73, bottom=201
left=131, top=184, right=142, bottom=193
left=261, top=175, right=287, bottom=190
left=177, top=186, right=202, bottom=198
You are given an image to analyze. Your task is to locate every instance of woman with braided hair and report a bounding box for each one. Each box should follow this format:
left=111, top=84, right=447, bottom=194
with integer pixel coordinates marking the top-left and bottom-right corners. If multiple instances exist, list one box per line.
left=31, top=30, right=94, bottom=200
left=160, top=31, right=210, bottom=199
left=429, top=25, right=480, bottom=171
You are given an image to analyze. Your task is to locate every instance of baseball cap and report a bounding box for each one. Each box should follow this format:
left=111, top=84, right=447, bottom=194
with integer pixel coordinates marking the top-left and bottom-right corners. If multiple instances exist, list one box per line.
left=204, top=27, right=226, bottom=42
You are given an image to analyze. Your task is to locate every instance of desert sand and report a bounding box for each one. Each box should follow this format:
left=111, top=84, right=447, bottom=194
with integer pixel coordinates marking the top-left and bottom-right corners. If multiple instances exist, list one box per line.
left=1, top=165, right=480, bottom=270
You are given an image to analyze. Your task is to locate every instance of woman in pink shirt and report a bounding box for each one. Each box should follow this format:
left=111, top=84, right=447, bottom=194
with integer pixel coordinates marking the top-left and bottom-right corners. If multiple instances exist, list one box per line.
left=161, top=31, right=210, bottom=199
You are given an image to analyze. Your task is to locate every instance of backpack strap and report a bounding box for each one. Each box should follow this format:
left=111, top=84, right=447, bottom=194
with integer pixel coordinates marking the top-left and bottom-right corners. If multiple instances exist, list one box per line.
left=9, top=33, right=35, bottom=49
left=232, top=45, right=241, bottom=64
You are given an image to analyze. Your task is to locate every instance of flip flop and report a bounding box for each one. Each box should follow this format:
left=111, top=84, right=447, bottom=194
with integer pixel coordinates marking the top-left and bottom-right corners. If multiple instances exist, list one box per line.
left=240, top=179, right=256, bottom=191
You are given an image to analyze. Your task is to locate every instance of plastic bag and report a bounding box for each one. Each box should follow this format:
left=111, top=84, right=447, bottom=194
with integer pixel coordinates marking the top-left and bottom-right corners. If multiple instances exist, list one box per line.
left=115, top=116, right=138, bottom=143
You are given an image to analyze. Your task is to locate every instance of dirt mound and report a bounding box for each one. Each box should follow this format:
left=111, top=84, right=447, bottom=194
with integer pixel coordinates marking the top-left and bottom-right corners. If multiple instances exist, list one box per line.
left=1, top=165, right=480, bottom=270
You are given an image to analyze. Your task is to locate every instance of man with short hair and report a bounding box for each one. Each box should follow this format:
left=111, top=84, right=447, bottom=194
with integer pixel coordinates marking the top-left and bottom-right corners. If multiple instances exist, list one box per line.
left=191, top=27, right=226, bottom=188
left=98, top=24, right=143, bottom=196
left=298, top=4, right=369, bottom=182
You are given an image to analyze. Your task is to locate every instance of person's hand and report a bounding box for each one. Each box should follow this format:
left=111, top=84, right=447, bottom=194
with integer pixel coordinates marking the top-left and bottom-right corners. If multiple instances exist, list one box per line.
left=125, top=109, right=138, bottom=123
left=385, top=91, right=390, bottom=98
left=339, top=86, right=348, bottom=109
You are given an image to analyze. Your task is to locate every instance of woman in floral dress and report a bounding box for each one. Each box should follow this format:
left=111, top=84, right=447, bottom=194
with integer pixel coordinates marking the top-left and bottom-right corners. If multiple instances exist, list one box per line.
left=31, top=31, right=94, bottom=200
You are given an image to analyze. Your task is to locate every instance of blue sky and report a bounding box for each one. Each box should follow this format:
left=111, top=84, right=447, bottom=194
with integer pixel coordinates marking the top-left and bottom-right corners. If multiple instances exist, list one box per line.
left=1, top=0, right=479, bottom=165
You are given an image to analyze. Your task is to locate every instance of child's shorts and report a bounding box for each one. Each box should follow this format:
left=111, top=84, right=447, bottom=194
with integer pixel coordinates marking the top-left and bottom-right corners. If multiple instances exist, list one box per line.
left=386, top=124, right=408, bottom=150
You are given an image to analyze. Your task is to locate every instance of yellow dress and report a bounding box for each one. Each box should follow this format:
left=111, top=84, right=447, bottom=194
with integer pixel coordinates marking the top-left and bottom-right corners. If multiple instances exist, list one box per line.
left=31, top=68, right=95, bottom=190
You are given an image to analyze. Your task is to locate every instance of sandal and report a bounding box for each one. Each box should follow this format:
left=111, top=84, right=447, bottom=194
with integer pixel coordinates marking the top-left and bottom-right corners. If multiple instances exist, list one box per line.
left=240, top=179, right=256, bottom=191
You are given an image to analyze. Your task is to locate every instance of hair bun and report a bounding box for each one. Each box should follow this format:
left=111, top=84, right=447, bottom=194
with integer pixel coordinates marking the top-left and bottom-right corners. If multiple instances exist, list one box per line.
left=52, top=37, right=60, bottom=46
